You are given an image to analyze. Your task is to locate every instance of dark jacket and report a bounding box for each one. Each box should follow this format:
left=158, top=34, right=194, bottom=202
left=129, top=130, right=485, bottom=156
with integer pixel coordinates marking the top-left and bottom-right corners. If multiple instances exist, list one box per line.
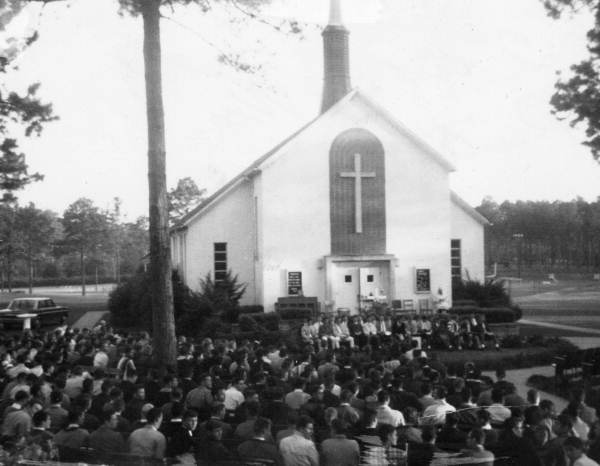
left=238, top=438, right=283, bottom=466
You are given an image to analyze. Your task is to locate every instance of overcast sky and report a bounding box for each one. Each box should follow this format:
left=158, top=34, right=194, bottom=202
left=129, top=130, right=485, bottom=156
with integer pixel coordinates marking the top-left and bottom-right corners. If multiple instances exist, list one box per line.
left=3, top=0, right=598, bottom=220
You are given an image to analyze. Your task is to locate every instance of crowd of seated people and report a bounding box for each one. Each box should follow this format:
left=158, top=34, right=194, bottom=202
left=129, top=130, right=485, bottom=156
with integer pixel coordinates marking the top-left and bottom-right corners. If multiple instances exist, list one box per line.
left=301, top=312, right=499, bottom=352
left=0, top=319, right=598, bottom=466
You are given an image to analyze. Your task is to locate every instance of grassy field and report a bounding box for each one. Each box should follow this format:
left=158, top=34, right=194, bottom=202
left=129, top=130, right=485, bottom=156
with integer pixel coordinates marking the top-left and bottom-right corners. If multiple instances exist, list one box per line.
left=507, top=279, right=600, bottom=336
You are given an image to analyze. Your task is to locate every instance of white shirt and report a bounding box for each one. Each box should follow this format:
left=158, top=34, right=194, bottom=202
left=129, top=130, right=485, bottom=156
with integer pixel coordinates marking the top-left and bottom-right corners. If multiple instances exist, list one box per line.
left=93, top=351, right=109, bottom=368
left=421, top=400, right=456, bottom=425
left=223, top=386, right=245, bottom=411
left=487, top=404, right=512, bottom=424
left=574, top=454, right=600, bottom=466
left=376, top=405, right=405, bottom=427
left=279, top=432, right=319, bottom=466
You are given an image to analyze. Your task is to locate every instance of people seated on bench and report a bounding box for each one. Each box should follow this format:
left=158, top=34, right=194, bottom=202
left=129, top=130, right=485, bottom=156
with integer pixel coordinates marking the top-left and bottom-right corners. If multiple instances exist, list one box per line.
left=375, top=314, right=392, bottom=344
left=446, top=315, right=462, bottom=350
left=350, top=316, right=367, bottom=348
left=362, top=315, right=379, bottom=348
left=318, top=316, right=336, bottom=350
left=391, top=315, right=409, bottom=342
left=332, top=316, right=354, bottom=348
left=472, top=314, right=499, bottom=350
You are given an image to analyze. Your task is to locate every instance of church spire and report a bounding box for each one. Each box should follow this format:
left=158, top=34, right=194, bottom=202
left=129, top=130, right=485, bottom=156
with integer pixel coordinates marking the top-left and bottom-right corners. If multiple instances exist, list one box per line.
left=321, top=0, right=351, bottom=113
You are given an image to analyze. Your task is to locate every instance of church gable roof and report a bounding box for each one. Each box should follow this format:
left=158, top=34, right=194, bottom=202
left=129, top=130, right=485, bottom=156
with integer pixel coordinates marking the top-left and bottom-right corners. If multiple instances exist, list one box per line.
left=451, top=191, right=490, bottom=226
left=175, top=89, right=458, bottom=229
left=350, top=90, right=456, bottom=172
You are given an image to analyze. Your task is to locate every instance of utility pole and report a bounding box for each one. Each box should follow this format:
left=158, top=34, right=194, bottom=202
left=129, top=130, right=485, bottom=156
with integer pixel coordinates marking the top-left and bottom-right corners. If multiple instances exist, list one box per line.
left=513, top=233, right=524, bottom=279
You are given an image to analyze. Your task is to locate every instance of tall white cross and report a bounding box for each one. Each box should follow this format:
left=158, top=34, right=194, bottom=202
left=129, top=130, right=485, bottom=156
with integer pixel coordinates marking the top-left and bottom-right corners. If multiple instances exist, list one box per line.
left=340, top=153, right=375, bottom=233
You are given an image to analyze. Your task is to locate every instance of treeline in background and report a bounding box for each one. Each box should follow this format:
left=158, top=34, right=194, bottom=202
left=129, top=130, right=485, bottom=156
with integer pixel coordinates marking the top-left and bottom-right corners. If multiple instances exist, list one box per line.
left=0, top=197, right=148, bottom=293
left=477, top=197, right=600, bottom=277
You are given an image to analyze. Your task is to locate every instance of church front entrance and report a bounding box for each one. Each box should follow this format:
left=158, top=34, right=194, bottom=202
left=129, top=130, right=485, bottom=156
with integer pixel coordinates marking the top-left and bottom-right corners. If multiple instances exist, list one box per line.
left=325, top=256, right=395, bottom=314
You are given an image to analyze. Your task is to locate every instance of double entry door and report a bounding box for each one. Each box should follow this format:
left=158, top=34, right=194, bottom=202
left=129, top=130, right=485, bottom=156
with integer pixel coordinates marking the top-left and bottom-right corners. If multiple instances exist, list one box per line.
left=333, top=263, right=388, bottom=314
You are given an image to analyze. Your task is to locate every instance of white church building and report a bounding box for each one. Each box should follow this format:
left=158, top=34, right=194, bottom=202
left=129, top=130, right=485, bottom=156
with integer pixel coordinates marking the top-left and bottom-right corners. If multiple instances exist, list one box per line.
left=171, top=0, right=489, bottom=314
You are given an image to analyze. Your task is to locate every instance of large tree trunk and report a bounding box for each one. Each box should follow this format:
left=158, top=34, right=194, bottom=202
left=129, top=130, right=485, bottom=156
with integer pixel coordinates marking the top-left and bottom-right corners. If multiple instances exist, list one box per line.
left=142, top=0, right=177, bottom=368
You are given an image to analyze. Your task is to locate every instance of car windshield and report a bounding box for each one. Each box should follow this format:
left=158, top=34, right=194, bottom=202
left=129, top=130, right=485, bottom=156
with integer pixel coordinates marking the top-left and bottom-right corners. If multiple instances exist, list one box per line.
left=8, top=300, right=36, bottom=311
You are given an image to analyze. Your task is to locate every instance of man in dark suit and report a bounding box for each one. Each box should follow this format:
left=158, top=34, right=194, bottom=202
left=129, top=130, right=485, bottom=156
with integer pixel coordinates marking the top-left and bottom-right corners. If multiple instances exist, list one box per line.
left=167, top=409, right=198, bottom=457
left=238, top=417, right=283, bottom=466
left=89, top=408, right=126, bottom=454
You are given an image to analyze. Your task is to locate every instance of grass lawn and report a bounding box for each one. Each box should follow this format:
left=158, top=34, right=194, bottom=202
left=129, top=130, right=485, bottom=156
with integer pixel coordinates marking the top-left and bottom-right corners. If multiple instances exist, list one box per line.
left=432, top=339, right=576, bottom=372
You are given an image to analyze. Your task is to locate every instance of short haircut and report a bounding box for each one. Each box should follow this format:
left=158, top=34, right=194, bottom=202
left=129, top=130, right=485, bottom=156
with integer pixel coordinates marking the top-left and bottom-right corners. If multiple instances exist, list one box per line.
left=491, top=387, right=504, bottom=403
left=244, top=401, right=260, bottom=418
left=253, top=417, right=271, bottom=435
left=476, top=409, right=491, bottom=423
left=468, top=428, right=486, bottom=445
left=32, top=410, right=49, bottom=426
left=340, top=389, right=353, bottom=403
left=68, top=409, right=83, bottom=424
left=377, top=390, right=390, bottom=404
left=539, top=399, right=554, bottom=411
left=364, top=409, right=378, bottom=425
left=563, top=436, right=584, bottom=450
left=183, top=409, right=198, bottom=420
left=50, top=390, right=63, bottom=404
left=296, top=415, right=314, bottom=430
left=331, top=418, right=347, bottom=435
left=211, top=403, right=226, bottom=416
left=146, top=407, right=163, bottom=424
left=14, top=390, right=29, bottom=403
left=102, top=408, right=117, bottom=423
left=527, top=388, right=539, bottom=404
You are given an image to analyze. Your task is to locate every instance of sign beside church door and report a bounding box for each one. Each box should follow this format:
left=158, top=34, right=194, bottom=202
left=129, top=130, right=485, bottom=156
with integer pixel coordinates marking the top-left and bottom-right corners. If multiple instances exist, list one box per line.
left=287, top=271, right=303, bottom=296
left=415, top=268, right=431, bottom=294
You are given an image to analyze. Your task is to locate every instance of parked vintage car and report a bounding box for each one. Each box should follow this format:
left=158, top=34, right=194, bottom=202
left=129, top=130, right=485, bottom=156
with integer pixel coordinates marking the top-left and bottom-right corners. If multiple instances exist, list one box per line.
left=0, top=297, right=69, bottom=328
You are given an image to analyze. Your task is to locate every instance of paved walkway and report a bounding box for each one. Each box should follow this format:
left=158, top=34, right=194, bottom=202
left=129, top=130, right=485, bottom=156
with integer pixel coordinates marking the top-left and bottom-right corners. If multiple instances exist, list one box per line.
left=520, top=318, right=600, bottom=336
left=483, top=365, right=567, bottom=412
left=481, top=319, right=600, bottom=412
left=72, top=311, right=108, bottom=330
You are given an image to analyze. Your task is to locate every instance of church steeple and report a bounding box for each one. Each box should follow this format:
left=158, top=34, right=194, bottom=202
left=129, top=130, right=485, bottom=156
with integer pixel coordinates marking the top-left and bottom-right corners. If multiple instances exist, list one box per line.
left=321, top=0, right=351, bottom=113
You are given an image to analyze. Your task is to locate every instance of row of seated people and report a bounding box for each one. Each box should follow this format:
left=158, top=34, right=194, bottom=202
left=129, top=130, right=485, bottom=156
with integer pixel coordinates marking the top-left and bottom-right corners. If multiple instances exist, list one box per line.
left=301, top=313, right=499, bottom=352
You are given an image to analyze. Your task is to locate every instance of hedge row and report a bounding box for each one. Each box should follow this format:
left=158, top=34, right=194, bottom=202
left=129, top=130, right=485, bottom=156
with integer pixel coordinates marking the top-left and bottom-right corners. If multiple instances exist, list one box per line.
left=239, top=313, right=280, bottom=331
left=277, top=308, right=313, bottom=321
left=450, top=306, right=522, bottom=323
left=215, top=330, right=282, bottom=346
left=7, top=276, right=128, bottom=288
left=239, top=305, right=264, bottom=314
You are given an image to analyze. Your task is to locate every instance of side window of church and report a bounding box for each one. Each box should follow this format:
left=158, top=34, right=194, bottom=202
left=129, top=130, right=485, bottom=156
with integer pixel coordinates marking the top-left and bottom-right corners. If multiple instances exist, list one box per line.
left=214, top=242, right=227, bottom=282
left=451, top=239, right=461, bottom=285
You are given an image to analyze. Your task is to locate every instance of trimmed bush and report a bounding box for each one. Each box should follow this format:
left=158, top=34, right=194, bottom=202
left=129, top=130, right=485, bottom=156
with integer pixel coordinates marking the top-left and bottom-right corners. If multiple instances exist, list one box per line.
left=450, top=306, right=519, bottom=323
left=246, top=312, right=280, bottom=331
left=453, top=279, right=511, bottom=308
left=278, top=308, right=313, bottom=321
left=238, top=315, right=262, bottom=332
left=239, top=305, right=264, bottom=314
left=215, top=330, right=282, bottom=346
left=109, top=269, right=210, bottom=334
